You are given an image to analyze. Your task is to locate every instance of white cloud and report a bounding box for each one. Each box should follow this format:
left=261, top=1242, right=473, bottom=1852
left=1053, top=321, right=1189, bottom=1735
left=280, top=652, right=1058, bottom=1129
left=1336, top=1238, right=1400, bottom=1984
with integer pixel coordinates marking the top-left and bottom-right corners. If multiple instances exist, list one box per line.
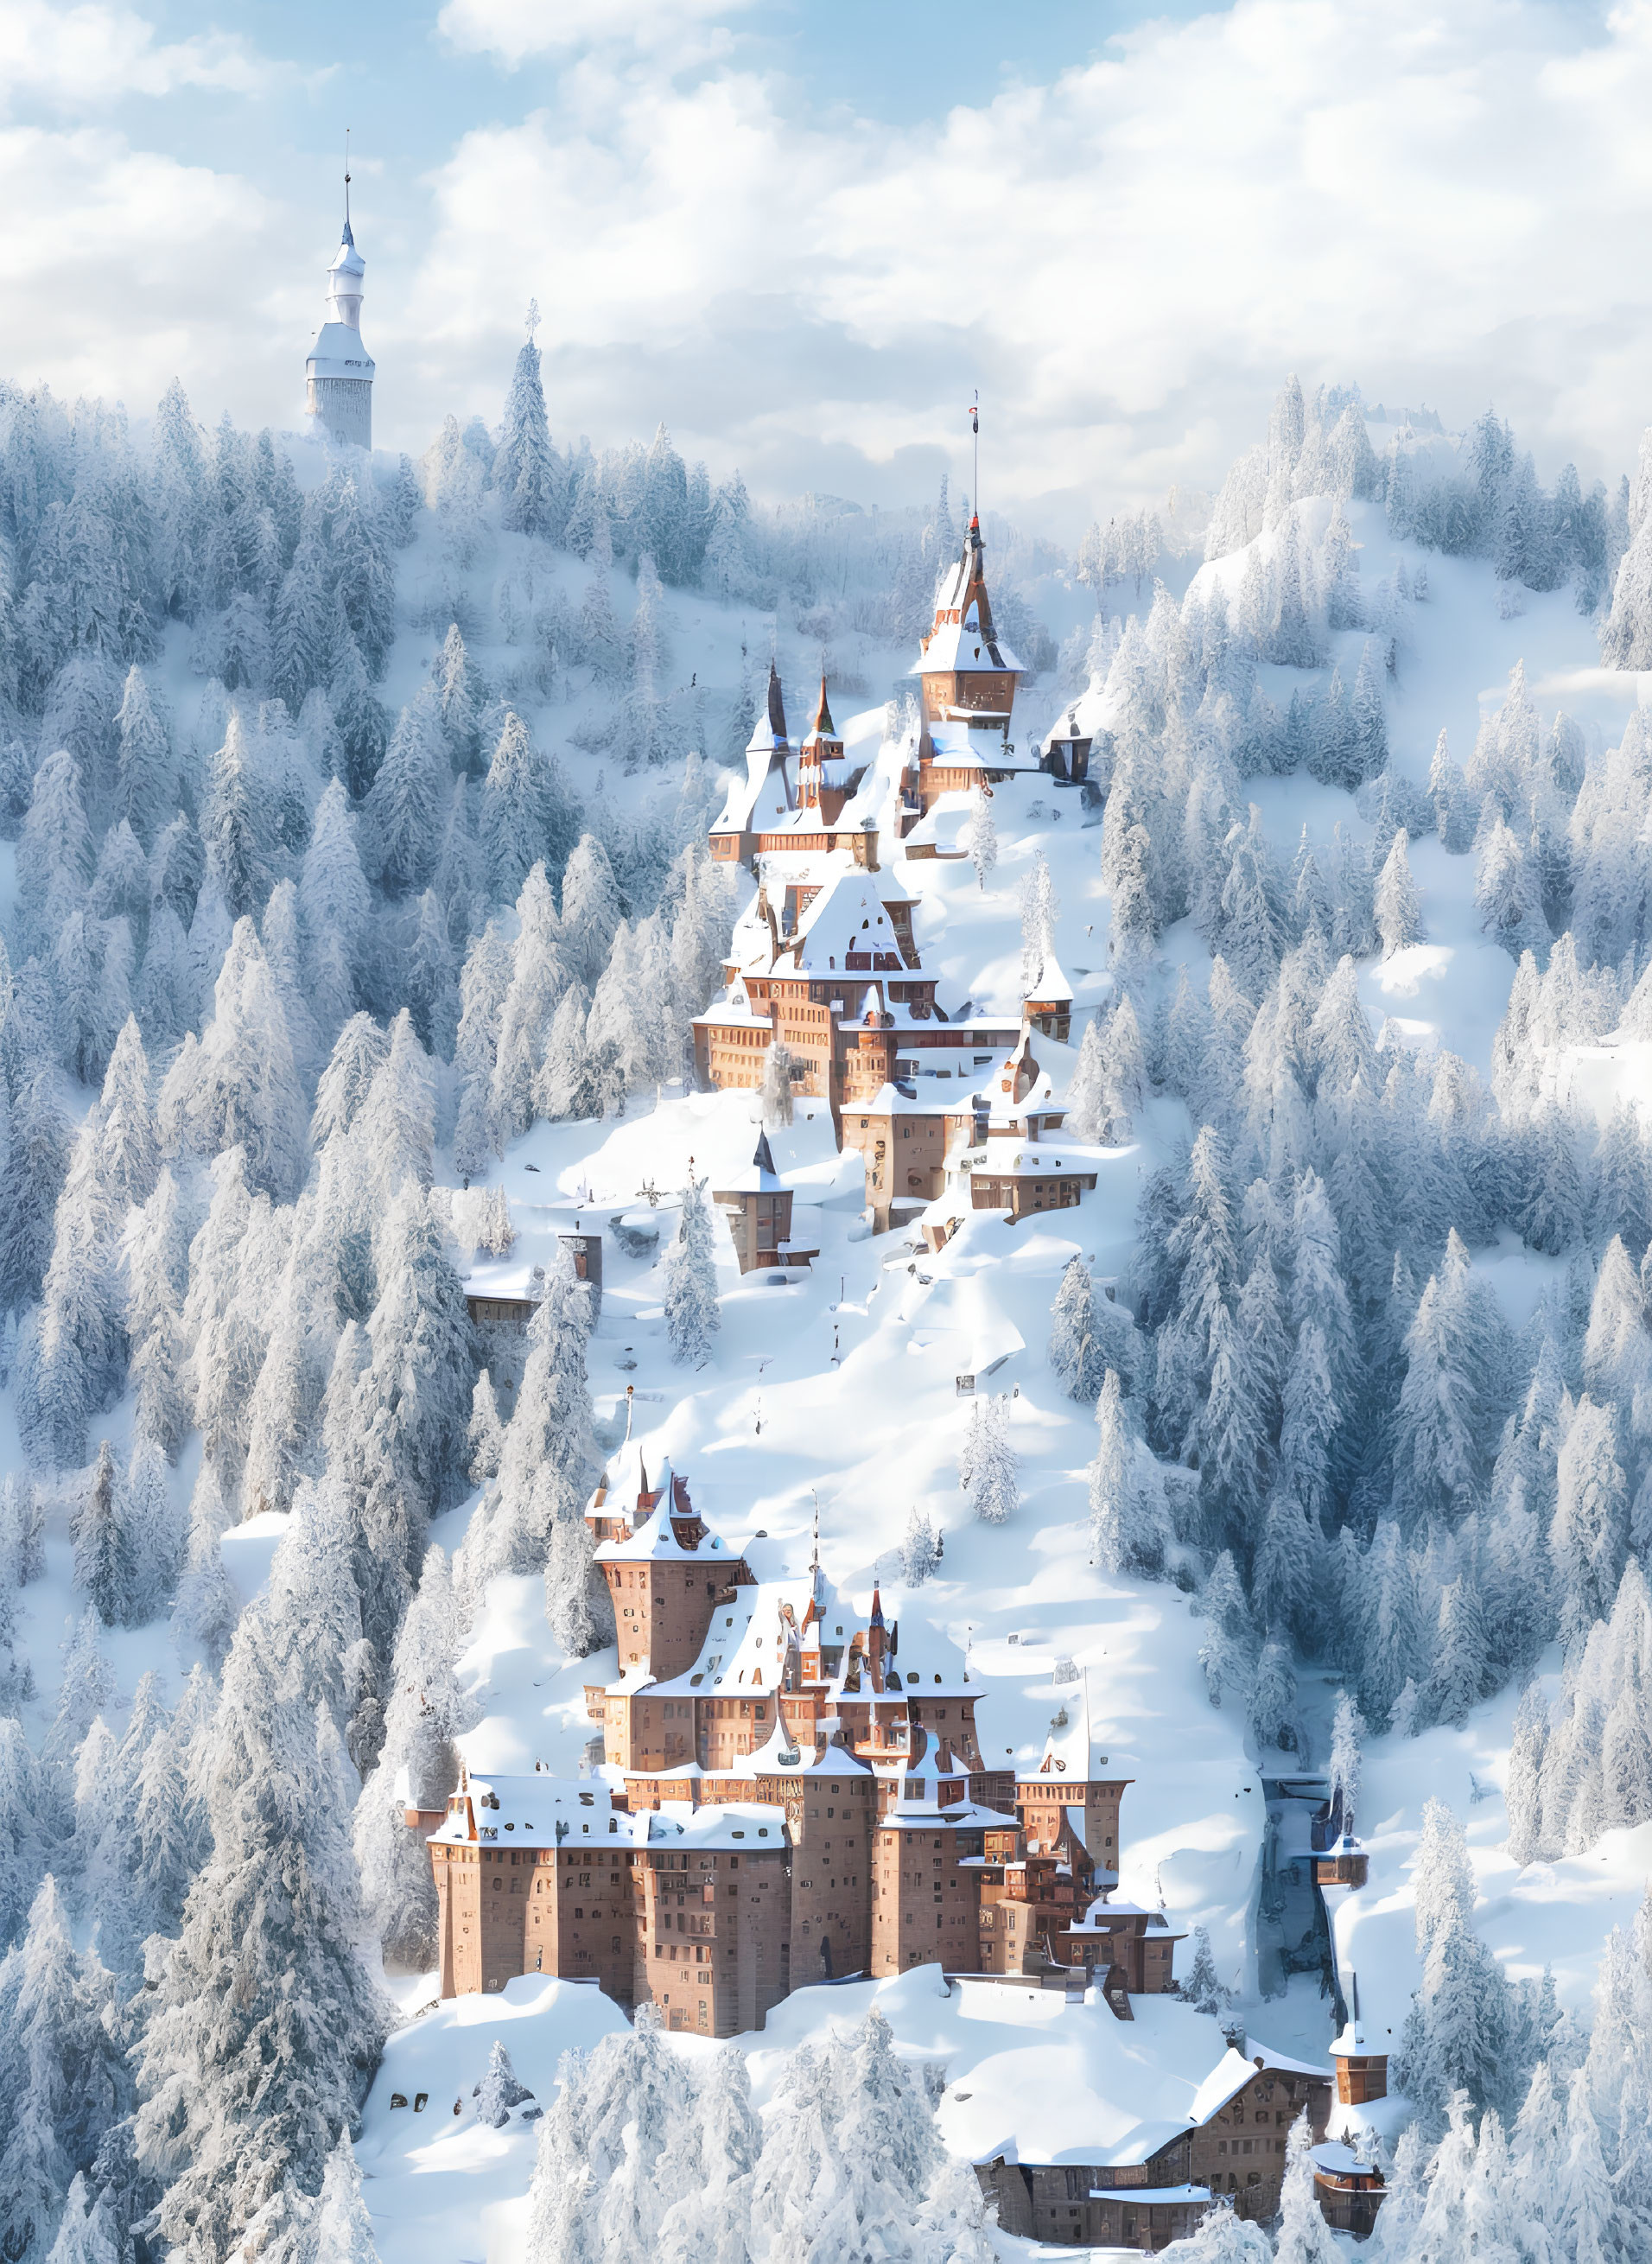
left=394, top=0, right=1652, bottom=515
left=8, top=0, right=1652, bottom=523
left=0, top=1, right=269, bottom=109
left=0, top=124, right=303, bottom=424
left=436, top=0, right=756, bottom=66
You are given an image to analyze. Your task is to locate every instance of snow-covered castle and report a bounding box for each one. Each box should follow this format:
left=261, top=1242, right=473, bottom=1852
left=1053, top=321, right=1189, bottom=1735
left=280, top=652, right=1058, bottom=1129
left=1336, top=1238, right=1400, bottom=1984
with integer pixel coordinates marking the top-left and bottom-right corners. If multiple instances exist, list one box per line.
left=305, top=190, right=374, bottom=451
left=420, top=1455, right=1173, bottom=2024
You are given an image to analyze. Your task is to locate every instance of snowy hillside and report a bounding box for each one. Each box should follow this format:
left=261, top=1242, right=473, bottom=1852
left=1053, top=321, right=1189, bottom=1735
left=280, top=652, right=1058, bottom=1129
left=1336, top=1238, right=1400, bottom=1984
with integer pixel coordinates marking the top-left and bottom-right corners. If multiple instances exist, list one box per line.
left=2, top=359, right=1652, bottom=2264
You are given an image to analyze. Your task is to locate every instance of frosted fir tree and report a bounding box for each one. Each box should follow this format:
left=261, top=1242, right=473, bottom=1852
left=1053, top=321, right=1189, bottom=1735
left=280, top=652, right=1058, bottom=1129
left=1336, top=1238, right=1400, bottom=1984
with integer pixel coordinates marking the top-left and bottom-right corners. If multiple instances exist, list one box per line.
left=1198, top=1550, right=1258, bottom=1708
left=960, top=1392, right=1018, bottom=1525
left=1089, top=1370, right=1163, bottom=1573
left=354, top=1547, right=476, bottom=1966
left=900, top=1506, right=939, bottom=1586
left=474, top=2041, right=534, bottom=2129
left=134, top=1605, right=387, bottom=2259
left=1248, top=1636, right=1302, bottom=1756
left=1153, top=2204, right=1273, bottom=2262
left=301, top=777, right=372, bottom=1040
left=487, top=1244, right=595, bottom=1568
left=467, top=1369, right=505, bottom=1485
left=1551, top=1394, right=1630, bottom=1653
left=1326, top=1690, right=1364, bottom=1839
left=1375, top=825, right=1423, bottom=956
left=1019, top=852, right=1059, bottom=993
left=559, top=833, right=626, bottom=991
left=533, top=989, right=597, bottom=1123
left=664, top=1174, right=721, bottom=1366
left=967, top=785, right=997, bottom=887
left=365, top=686, right=449, bottom=899
left=1048, top=1256, right=1102, bottom=1402
left=759, top=1040, right=795, bottom=1129
left=1177, top=1926, right=1230, bottom=2018
left=1476, top=811, right=1548, bottom=958
left=1505, top=1682, right=1549, bottom=1867
left=168, top=1461, right=240, bottom=1669
left=0, top=1879, right=123, bottom=2264
left=1274, top=2115, right=1342, bottom=2264
left=44, top=2172, right=122, bottom=2264
left=72, top=1443, right=135, bottom=1627
left=307, top=2131, right=382, bottom=2263
left=491, top=863, right=569, bottom=1142
left=496, top=307, right=566, bottom=541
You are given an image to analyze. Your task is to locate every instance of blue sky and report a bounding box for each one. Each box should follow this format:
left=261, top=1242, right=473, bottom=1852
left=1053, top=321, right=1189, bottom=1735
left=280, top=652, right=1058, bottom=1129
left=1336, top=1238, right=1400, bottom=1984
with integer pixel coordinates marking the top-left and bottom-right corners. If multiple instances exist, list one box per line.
left=1, top=0, right=1645, bottom=529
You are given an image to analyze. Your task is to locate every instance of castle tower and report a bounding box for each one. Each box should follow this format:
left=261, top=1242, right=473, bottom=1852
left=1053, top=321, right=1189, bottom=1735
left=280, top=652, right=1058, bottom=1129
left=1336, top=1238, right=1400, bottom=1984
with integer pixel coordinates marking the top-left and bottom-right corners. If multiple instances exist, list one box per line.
left=907, top=514, right=1025, bottom=816
left=796, top=677, right=849, bottom=822
left=306, top=169, right=375, bottom=450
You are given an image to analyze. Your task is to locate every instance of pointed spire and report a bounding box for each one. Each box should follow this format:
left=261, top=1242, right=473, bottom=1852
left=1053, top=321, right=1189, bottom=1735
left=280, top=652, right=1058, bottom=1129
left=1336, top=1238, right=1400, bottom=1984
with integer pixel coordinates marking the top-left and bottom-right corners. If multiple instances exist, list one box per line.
left=807, top=675, right=836, bottom=741
left=869, top=1584, right=885, bottom=1629
left=766, top=660, right=787, bottom=743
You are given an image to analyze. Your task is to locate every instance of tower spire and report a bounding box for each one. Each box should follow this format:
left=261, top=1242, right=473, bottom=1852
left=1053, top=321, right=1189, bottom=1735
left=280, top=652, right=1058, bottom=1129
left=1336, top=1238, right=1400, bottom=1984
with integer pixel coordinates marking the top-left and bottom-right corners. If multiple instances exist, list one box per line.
left=344, top=126, right=352, bottom=240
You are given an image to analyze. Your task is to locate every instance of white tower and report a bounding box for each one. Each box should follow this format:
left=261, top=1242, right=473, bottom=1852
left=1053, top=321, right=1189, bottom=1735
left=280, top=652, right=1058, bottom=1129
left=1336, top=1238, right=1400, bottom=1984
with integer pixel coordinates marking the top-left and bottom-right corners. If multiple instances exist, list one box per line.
left=305, top=160, right=374, bottom=450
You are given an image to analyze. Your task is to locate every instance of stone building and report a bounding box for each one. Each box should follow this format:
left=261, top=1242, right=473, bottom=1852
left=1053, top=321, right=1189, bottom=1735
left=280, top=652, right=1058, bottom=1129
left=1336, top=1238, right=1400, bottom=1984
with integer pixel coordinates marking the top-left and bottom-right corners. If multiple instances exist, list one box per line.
left=975, top=2038, right=1333, bottom=2244
left=713, top=1133, right=816, bottom=1274
left=429, top=1453, right=1179, bottom=2034
left=692, top=867, right=1020, bottom=1126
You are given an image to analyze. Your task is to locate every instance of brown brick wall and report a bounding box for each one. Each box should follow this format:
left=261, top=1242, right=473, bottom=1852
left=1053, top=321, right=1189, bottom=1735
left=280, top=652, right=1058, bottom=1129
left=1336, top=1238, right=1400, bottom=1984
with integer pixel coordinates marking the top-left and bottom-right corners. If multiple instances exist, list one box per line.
left=634, top=1844, right=789, bottom=2038
left=872, top=1825, right=981, bottom=1976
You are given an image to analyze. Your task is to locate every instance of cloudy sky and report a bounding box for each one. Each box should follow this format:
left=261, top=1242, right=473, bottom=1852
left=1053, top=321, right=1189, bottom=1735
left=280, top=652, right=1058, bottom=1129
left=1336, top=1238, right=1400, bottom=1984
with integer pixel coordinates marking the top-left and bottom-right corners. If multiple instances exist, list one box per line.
left=3, top=0, right=1649, bottom=531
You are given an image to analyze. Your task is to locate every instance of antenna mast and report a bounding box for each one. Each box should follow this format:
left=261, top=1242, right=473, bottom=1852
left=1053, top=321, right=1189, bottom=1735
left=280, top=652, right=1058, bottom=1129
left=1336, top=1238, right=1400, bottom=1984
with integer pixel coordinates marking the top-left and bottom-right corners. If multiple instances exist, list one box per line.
left=344, top=127, right=352, bottom=232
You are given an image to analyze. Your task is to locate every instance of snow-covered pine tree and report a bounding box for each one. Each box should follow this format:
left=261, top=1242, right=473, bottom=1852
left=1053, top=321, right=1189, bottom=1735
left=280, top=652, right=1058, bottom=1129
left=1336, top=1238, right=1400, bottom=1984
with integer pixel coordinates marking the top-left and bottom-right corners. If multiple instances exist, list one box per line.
left=1375, top=825, right=1423, bottom=956
left=306, top=2131, right=382, bottom=2264
left=495, top=311, right=565, bottom=541
left=900, top=1506, right=939, bottom=1586
left=960, top=1392, right=1019, bottom=1526
left=1089, top=1370, right=1162, bottom=1571
left=1177, top=1926, right=1229, bottom=2018
left=968, top=785, right=997, bottom=887
left=1326, top=1690, right=1364, bottom=1838
left=473, top=2041, right=533, bottom=2129
left=134, top=1601, right=386, bottom=2259
left=664, top=1174, right=721, bottom=1365
left=1049, top=1255, right=1102, bottom=1402
left=353, top=1545, right=475, bottom=1966
left=486, top=1245, right=597, bottom=1589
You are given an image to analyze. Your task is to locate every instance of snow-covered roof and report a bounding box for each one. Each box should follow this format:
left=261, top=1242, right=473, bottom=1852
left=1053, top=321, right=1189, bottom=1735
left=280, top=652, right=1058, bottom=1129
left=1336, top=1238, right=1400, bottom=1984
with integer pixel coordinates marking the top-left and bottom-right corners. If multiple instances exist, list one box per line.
left=1026, top=953, right=1075, bottom=1005
left=593, top=1493, right=733, bottom=1566
left=640, top=1800, right=791, bottom=1852
left=702, top=1716, right=873, bottom=1780
left=1312, top=2140, right=1382, bottom=2178
left=916, top=525, right=1023, bottom=682
left=878, top=1797, right=1018, bottom=1832
left=936, top=1990, right=1309, bottom=2171
left=714, top=1131, right=786, bottom=1195
left=651, top=1575, right=819, bottom=1698
left=1027, top=1708, right=1134, bottom=1789
left=429, top=1773, right=626, bottom=1849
